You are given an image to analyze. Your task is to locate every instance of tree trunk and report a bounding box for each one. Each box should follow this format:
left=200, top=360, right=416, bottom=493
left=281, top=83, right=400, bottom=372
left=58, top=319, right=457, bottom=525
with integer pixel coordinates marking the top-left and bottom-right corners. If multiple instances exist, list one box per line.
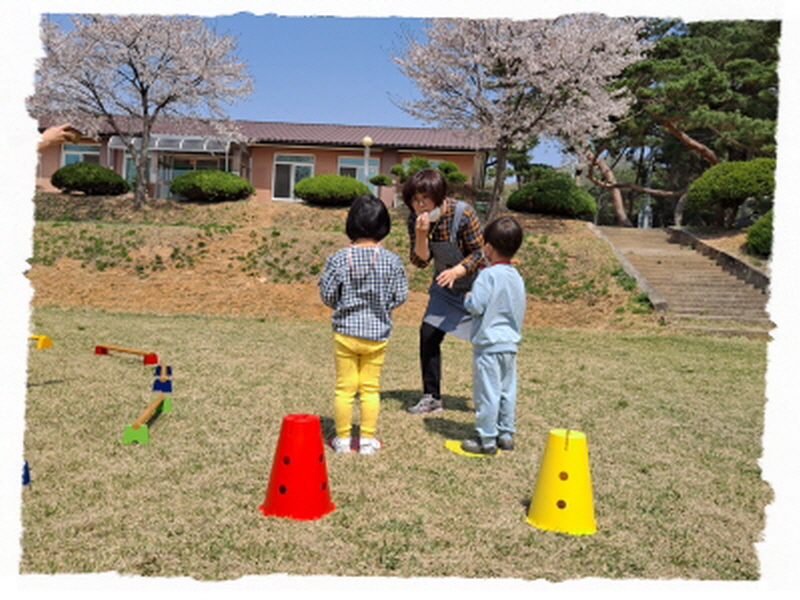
left=487, top=143, right=508, bottom=222
left=674, top=192, right=688, bottom=227
left=659, top=117, right=719, bottom=166
left=586, top=151, right=633, bottom=227
left=134, top=153, right=149, bottom=210
left=133, top=123, right=152, bottom=210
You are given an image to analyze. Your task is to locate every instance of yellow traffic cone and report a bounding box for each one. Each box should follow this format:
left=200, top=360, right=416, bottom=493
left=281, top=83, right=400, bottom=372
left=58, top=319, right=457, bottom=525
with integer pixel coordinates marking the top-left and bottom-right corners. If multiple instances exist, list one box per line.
left=526, top=428, right=596, bottom=535
left=29, top=335, right=52, bottom=349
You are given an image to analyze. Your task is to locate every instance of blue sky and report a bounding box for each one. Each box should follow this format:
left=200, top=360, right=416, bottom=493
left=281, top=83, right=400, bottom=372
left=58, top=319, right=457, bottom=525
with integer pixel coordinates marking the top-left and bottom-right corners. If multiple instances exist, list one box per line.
left=206, top=14, right=426, bottom=127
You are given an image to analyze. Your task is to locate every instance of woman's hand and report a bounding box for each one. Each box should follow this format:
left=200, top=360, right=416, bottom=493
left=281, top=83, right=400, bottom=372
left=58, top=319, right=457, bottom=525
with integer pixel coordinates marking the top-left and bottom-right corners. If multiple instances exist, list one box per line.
left=415, top=212, right=430, bottom=235
left=436, top=264, right=467, bottom=289
left=413, top=212, right=432, bottom=262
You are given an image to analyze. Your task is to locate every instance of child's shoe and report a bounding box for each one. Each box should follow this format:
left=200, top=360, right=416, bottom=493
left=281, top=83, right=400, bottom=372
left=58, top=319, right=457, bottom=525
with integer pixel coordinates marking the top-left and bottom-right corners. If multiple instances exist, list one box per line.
left=460, top=438, right=497, bottom=455
left=331, top=437, right=352, bottom=453
left=497, top=436, right=514, bottom=451
left=359, top=437, right=381, bottom=455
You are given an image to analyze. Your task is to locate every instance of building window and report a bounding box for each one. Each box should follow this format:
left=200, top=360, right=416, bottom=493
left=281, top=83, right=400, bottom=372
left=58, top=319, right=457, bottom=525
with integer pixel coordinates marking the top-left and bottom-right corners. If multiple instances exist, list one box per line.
left=62, top=143, right=100, bottom=166
left=338, top=156, right=379, bottom=193
left=274, top=154, right=315, bottom=201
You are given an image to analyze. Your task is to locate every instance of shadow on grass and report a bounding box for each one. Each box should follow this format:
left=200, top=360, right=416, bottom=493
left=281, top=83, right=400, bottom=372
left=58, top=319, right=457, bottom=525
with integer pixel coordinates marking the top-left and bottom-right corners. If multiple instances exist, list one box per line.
left=421, top=416, right=475, bottom=440
left=319, top=416, right=366, bottom=442
left=26, top=379, right=66, bottom=388
left=383, top=389, right=472, bottom=413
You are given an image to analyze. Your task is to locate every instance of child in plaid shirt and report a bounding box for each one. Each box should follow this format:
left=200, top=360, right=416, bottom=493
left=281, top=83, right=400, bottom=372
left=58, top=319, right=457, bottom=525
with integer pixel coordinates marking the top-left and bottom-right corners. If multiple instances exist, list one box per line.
left=319, top=194, right=408, bottom=454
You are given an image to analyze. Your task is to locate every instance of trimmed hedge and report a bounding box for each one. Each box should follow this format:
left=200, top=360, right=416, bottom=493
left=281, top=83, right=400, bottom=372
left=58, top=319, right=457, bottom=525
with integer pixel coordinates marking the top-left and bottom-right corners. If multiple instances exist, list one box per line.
left=293, top=174, right=370, bottom=206
left=169, top=170, right=254, bottom=202
left=51, top=162, right=130, bottom=196
left=746, top=209, right=773, bottom=257
left=687, top=158, right=776, bottom=214
left=390, top=156, right=469, bottom=184
left=507, top=171, right=596, bottom=218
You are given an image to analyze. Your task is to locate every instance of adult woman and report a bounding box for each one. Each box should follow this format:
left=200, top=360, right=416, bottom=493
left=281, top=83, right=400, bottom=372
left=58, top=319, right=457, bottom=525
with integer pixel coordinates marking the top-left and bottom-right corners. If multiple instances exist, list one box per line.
left=403, top=168, right=484, bottom=414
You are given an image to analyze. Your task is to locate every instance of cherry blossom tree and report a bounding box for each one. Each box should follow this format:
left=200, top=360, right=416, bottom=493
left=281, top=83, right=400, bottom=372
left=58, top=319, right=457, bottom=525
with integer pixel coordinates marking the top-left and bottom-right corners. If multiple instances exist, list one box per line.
left=28, top=14, right=253, bottom=208
left=394, top=14, right=648, bottom=220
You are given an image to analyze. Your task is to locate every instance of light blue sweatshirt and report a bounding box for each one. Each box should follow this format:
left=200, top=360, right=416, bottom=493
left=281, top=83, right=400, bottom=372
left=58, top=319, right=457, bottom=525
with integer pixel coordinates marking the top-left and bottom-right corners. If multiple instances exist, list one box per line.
left=463, top=263, right=526, bottom=354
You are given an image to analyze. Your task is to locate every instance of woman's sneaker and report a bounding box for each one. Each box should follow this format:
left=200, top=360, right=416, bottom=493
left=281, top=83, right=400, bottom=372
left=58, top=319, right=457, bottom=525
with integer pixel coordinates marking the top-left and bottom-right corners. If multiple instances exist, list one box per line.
left=408, top=394, right=443, bottom=414
left=331, top=437, right=352, bottom=453
left=359, top=437, right=381, bottom=455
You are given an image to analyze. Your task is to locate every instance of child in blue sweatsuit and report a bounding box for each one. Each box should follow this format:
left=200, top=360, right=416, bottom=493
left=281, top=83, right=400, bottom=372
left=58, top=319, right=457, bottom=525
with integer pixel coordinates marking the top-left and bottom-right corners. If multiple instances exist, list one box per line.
left=461, top=216, right=526, bottom=455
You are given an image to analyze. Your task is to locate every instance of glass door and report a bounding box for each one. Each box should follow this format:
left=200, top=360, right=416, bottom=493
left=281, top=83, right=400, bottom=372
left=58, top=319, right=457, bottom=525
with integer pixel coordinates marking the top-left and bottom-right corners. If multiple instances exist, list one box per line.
left=273, top=155, right=315, bottom=200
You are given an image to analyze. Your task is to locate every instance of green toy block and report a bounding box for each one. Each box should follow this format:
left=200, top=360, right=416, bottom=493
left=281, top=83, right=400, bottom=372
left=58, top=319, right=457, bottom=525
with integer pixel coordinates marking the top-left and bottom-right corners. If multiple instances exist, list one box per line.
left=123, top=423, right=150, bottom=445
left=121, top=396, right=172, bottom=444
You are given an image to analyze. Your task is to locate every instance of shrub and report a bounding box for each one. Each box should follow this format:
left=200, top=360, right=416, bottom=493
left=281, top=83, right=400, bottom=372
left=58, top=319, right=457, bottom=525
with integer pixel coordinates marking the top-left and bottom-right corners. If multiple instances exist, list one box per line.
left=51, top=162, right=130, bottom=196
left=746, top=209, right=773, bottom=257
left=390, top=157, right=468, bottom=184
left=687, top=158, right=776, bottom=223
left=293, top=174, right=370, bottom=206
left=369, top=174, right=393, bottom=188
left=507, top=171, right=596, bottom=218
left=169, top=170, right=254, bottom=202
left=437, top=160, right=468, bottom=184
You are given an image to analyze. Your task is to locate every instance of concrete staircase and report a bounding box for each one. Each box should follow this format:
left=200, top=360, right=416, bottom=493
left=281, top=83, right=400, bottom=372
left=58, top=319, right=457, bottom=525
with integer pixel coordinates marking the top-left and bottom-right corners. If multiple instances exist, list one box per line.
left=593, top=225, right=772, bottom=337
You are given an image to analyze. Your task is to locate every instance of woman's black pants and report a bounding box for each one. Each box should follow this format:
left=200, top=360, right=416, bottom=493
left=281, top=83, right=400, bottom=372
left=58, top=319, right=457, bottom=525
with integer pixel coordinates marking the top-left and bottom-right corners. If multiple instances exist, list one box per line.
left=420, top=322, right=447, bottom=399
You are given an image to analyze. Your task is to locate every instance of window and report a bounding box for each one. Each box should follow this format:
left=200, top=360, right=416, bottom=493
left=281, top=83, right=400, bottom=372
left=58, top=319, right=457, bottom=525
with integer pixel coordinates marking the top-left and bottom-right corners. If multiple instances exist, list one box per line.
left=62, top=143, right=100, bottom=166
left=273, top=155, right=315, bottom=200
left=338, top=156, right=379, bottom=193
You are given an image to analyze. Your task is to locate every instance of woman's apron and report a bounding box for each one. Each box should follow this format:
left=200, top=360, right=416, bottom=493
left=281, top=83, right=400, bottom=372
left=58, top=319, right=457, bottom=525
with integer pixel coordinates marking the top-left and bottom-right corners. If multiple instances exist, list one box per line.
left=422, top=201, right=478, bottom=340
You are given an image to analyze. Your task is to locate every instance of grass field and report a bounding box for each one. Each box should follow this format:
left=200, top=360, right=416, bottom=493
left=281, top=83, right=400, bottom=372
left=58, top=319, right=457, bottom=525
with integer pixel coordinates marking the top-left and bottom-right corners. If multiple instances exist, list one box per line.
left=22, top=305, right=771, bottom=581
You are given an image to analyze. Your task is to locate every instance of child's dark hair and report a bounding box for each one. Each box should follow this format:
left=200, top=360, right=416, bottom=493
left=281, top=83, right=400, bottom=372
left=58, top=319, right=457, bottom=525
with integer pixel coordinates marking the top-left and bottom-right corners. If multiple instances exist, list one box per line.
left=483, top=216, right=523, bottom=258
left=402, top=168, right=447, bottom=209
left=346, top=194, right=391, bottom=242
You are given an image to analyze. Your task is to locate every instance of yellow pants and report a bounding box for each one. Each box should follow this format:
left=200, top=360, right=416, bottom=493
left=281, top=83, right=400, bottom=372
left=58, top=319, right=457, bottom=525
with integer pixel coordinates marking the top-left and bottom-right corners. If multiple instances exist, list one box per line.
left=333, top=332, right=388, bottom=439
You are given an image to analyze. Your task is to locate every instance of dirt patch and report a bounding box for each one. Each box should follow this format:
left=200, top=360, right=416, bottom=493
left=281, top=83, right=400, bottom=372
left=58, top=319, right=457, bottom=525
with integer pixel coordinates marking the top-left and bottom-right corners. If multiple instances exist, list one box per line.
left=26, top=193, right=656, bottom=330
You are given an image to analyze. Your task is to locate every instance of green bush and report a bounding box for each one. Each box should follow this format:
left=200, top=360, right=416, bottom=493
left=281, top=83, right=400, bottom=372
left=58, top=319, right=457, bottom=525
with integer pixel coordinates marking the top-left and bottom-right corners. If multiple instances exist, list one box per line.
left=687, top=158, right=776, bottom=216
left=369, top=174, right=393, bottom=188
left=293, top=174, right=370, bottom=206
left=746, top=209, right=773, bottom=257
left=51, top=162, right=130, bottom=196
left=169, top=170, right=254, bottom=202
left=507, top=171, right=596, bottom=218
left=437, top=160, right=468, bottom=184
left=390, top=157, right=468, bottom=184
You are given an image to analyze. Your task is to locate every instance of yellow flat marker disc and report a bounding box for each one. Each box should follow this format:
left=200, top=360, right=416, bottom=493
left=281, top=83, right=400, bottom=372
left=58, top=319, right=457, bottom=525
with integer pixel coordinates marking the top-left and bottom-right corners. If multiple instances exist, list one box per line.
left=444, top=439, right=501, bottom=457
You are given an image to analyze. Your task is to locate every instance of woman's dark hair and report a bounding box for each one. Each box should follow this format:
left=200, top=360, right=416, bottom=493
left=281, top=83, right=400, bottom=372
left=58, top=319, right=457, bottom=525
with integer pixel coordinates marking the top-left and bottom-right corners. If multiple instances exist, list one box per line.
left=346, top=194, right=391, bottom=242
left=484, top=216, right=523, bottom=258
left=402, top=168, right=447, bottom=209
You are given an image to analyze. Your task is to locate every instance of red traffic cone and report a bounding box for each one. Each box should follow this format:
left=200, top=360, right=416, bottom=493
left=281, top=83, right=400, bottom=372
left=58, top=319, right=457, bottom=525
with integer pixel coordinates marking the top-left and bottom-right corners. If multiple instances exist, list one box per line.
left=259, top=414, right=335, bottom=520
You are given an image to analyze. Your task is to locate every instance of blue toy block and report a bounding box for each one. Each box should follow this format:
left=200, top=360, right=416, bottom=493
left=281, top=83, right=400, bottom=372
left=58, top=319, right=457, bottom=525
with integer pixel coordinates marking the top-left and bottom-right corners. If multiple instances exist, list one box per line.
left=154, top=365, right=172, bottom=377
left=22, top=461, right=30, bottom=485
left=152, top=379, right=173, bottom=393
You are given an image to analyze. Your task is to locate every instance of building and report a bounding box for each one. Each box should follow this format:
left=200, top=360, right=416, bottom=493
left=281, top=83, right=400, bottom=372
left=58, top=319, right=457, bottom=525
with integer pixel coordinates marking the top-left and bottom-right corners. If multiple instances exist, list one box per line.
left=36, top=117, right=491, bottom=205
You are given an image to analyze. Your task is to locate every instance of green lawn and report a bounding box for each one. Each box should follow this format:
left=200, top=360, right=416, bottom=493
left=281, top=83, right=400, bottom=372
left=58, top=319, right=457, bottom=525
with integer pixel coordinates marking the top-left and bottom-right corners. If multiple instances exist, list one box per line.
left=22, top=306, right=771, bottom=581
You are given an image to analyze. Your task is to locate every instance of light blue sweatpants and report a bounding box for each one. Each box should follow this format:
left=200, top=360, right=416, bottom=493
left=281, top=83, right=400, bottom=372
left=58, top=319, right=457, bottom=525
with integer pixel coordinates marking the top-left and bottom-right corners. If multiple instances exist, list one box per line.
left=472, top=351, right=517, bottom=446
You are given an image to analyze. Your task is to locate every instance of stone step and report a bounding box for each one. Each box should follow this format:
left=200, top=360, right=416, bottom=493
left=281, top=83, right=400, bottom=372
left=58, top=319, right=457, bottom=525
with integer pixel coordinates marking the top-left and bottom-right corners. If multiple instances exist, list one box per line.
left=592, top=224, right=772, bottom=330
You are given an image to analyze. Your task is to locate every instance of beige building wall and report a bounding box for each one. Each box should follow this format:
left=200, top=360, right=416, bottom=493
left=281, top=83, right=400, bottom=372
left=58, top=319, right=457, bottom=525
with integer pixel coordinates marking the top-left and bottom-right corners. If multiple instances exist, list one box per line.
left=36, top=137, right=485, bottom=204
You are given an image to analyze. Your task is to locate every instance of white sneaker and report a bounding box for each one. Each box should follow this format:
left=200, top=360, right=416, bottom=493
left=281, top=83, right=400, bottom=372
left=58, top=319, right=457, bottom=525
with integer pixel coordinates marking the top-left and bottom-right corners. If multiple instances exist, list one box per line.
left=359, top=437, right=381, bottom=455
left=332, top=437, right=351, bottom=453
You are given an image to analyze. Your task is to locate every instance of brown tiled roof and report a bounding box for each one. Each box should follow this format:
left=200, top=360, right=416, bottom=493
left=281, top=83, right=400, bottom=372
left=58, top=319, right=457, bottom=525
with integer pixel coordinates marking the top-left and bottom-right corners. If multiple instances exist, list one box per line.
left=40, top=115, right=490, bottom=152
left=234, top=120, right=489, bottom=152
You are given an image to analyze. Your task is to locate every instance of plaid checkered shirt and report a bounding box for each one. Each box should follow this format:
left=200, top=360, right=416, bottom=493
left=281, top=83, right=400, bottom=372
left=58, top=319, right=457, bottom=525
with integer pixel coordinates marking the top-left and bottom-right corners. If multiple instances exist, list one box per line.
left=406, top=198, right=484, bottom=274
left=319, top=245, right=408, bottom=341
